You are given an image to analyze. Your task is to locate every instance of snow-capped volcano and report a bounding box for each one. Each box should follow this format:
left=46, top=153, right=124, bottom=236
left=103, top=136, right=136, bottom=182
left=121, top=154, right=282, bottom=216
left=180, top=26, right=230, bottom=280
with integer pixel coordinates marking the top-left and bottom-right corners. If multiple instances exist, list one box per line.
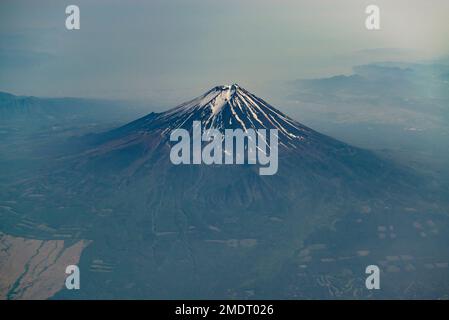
left=3, top=89, right=426, bottom=300
left=90, top=84, right=379, bottom=173
left=119, top=84, right=309, bottom=148
left=163, top=84, right=306, bottom=137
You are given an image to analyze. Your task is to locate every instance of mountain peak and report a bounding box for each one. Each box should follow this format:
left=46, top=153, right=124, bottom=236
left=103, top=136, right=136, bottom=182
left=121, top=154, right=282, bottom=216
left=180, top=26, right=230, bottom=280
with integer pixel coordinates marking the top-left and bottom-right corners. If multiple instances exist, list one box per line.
left=215, top=83, right=240, bottom=91
left=135, top=84, right=308, bottom=148
left=202, top=83, right=245, bottom=113
left=115, top=85, right=309, bottom=149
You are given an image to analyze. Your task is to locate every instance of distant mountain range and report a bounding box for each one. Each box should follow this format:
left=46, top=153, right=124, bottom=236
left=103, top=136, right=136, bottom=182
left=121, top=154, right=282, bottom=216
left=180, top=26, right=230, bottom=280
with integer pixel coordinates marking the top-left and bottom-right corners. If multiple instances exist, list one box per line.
left=0, top=91, right=150, bottom=132
left=289, top=62, right=449, bottom=102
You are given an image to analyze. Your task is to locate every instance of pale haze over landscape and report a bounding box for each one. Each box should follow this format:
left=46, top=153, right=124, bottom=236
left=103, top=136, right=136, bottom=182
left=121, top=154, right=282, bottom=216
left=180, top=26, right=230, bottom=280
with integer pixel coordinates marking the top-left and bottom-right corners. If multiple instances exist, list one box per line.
left=1, top=0, right=448, bottom=104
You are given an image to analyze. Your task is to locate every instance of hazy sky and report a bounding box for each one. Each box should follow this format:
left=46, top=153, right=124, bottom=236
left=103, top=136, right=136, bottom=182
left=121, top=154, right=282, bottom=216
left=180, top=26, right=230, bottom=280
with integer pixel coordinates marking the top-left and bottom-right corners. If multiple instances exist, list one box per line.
left=1, top=0, right=448, bottom=104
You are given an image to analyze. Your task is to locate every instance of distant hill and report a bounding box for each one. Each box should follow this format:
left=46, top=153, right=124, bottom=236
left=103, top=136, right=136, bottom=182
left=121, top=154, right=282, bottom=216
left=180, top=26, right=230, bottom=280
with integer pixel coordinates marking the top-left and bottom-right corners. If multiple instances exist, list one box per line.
left=0, top=91, right=150, bottom=130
